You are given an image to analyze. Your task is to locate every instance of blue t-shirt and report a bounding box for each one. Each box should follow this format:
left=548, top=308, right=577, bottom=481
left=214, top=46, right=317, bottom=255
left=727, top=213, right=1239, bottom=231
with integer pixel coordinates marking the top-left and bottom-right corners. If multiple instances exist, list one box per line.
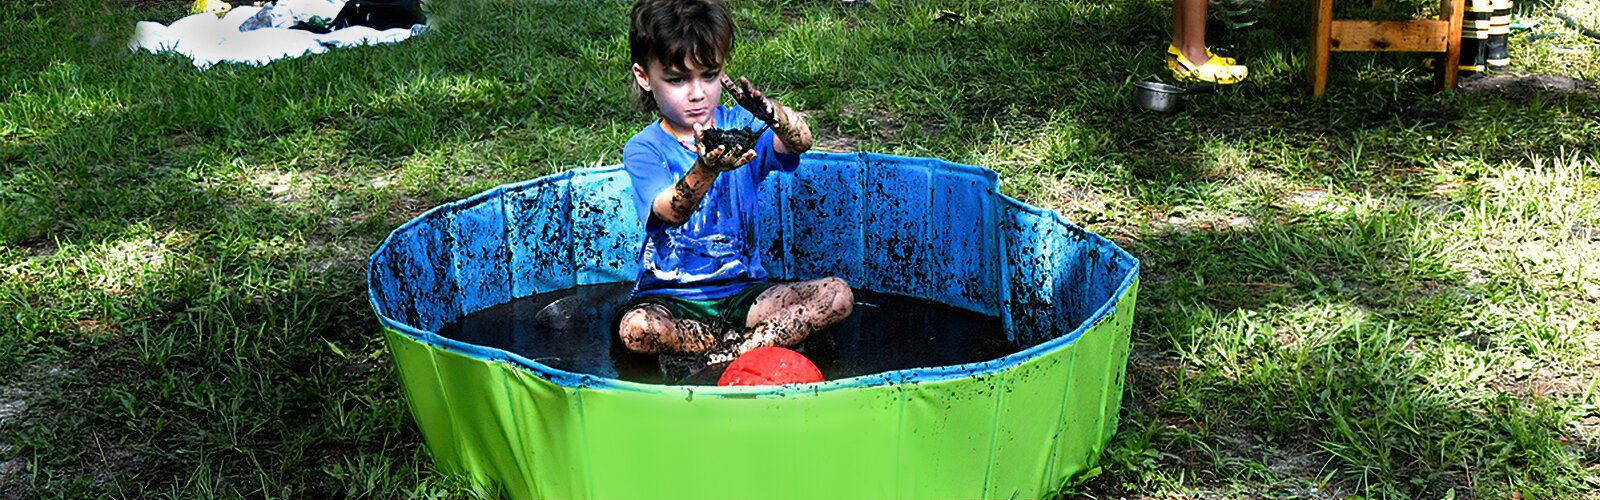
left=622, top=104, right=800, bottom=300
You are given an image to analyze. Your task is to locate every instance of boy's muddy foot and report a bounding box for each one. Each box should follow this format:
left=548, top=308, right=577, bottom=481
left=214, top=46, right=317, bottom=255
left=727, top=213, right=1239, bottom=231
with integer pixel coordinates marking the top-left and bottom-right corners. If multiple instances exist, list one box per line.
left=704, top=344, right=743, bottom=366
left=658, top=321, right=747, bottom=384
left=699, top=128, right=760, bottom=159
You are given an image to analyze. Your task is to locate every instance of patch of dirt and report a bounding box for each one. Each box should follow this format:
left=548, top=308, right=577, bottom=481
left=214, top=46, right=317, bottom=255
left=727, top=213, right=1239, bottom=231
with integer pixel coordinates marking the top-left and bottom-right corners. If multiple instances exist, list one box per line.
left=22, top=239, right=56, bottom=259
left=1411, top=197, right=1460, bottom=217
left=0, top=362, right=70, bottom=500
left=0, top=389, right=28, bottom=422
left=1050, top=184, right=1110, bottom=222
left=1490, top=361, right=1598, bottom=399
left=388, top=193, right=432, bottom=223
left=1140, top=270, right=1174, bottom=289
left=85, top=437, right=142, bottom=488
left=809, top=106, right=945, bottom=153
left=341, top=351, right=390, bottom=378
left=0, top=452, right=30, bottom=500
left=368, top=173, right=395, bottom=189
left=1563, top=414, right=1599, bottom=442
left=120, top=0, right=183, bottom=8
left=1274, top=328, right=1306, bottom=349
left=1147, top=213, right=1256, bottom=234
left=807, top=115, right=861, bottom=152
left=1122, top=346, right=1189, bottom=417
left=0, top=361, right=71, bottom=423
left=257, top=170, right=321, bottom=205
left=1414, top=279, right=1449, bottom=298
left=73, top=319, right=120, bottom=339
left=1457, top=74, right=1599, bottom=102
left=1464, top=266, right=1491, bottom=286
left=1571, top=224, right=1600, bottom=242
left=304, top=237, right=371, bottom=274
left=1282, top=188, right=1332, bottom=212
left=1562, top=413, right=1600, bottom=485
left=1262, top=441, right=1359, bottom=499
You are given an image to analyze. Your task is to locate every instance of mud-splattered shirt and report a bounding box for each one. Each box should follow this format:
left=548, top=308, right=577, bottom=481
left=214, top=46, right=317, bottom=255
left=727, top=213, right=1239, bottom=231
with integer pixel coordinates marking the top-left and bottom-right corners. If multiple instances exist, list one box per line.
left=622, top=104, right=800, bottom=300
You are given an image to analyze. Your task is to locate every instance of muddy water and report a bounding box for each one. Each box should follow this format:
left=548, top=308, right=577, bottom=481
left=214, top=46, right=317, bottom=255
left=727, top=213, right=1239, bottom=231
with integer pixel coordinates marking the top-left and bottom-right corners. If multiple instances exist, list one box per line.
left=436, top=283, right=1020, bottom=385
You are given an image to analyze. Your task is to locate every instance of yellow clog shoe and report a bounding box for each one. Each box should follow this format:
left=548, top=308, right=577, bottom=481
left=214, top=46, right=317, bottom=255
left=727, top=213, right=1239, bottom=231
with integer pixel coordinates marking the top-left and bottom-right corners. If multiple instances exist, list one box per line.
left=1168, top=44, right=1236, bottom=65
left=1170, top=51, right=1248, bottom=85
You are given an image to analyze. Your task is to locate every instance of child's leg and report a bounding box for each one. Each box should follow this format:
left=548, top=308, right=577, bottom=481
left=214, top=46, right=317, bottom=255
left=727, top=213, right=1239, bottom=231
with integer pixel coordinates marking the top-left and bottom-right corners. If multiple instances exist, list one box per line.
left=1173, top=0, right=1208, bottom=62
left=616, top=303, right=721, bottom=355
left=713, top=277, right=853, bottom=362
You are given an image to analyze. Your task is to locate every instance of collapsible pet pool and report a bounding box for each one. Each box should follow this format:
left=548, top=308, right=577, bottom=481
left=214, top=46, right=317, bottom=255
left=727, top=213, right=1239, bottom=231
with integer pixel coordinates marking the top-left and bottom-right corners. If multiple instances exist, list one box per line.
left=368, top=152, right=1140, bottom=499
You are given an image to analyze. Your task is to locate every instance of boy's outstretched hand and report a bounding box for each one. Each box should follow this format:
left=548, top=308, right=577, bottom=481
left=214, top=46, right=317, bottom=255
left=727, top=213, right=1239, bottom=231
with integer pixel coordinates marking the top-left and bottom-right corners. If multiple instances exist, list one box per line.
left=721, top=75, right=812, bottom=154
left=721, top=75, right=777, bottom=123
left=691, top=122, right=756, bottom=172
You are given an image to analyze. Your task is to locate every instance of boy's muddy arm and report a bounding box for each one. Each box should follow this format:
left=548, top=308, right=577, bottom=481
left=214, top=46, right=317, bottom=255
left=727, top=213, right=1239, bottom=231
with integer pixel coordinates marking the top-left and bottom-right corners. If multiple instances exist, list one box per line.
left=770, top=105, right=812, bottom=155
left=652, top=163, right=718, bottom=226
left=722, top=75, right=812, bottom=154
left=651, top=124, right=756, bottom=226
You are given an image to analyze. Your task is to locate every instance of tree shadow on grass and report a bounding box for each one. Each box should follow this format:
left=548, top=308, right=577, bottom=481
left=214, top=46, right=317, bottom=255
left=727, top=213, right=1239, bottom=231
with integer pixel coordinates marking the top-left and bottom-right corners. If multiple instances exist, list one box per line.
left=1064, top=191, right=1596, bottom=496
left=3, top=0, right=1597, bottom=496
left=0, top=0, right=648, bottom=496
left=890, top=7, right=1600, bottom=493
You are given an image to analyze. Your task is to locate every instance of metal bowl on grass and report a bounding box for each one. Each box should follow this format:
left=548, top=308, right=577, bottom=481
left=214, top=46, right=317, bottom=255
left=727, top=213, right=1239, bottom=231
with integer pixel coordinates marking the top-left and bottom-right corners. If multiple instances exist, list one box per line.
left=1132, top=80, right=1217, bottom=113
left=1132, top=80, right=1188, bottom=113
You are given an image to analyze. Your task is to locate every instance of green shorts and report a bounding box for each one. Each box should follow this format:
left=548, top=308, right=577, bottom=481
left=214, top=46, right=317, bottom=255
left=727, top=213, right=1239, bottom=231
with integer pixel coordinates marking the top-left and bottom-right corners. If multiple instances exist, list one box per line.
left=626, top=282, right=779, bottom=328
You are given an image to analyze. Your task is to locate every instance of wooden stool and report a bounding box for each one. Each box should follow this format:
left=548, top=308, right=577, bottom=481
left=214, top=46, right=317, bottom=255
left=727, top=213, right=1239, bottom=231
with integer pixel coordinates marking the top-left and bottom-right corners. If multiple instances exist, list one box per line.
left=1308, top=0, right=1466, bottom=97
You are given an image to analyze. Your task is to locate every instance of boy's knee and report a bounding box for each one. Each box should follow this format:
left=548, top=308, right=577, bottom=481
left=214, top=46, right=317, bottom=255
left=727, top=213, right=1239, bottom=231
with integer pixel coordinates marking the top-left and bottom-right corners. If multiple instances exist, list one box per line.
left=618, top=308, right=664, bottom=354
left=822, top=277, right=853, bottom=318
left=820, top=276, right=848, bottom=289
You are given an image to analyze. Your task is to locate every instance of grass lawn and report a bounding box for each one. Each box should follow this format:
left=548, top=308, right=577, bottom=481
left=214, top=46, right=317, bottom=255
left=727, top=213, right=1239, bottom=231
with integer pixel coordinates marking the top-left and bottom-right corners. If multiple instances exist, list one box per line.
left=3, top=0, right=1599, bottom=497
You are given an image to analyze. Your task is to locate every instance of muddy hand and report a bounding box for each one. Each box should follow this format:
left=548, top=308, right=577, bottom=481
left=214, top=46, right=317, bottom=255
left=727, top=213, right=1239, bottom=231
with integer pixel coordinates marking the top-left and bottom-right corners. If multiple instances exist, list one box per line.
left=692, top=122, right=756, bottom=172
left=721, top=75, right=778, bottom=124
left=722, top=75, right=811, bottom=152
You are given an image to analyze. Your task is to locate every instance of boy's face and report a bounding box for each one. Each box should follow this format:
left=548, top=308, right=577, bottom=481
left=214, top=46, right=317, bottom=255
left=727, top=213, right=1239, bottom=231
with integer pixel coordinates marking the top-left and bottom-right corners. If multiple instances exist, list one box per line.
left=633, top=58, right=725, bottom=133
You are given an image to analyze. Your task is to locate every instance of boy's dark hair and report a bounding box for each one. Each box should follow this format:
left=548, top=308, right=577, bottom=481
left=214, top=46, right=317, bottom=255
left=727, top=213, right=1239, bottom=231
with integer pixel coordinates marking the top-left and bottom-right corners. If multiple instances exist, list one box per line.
left=629, top=0, right=734, bottom=112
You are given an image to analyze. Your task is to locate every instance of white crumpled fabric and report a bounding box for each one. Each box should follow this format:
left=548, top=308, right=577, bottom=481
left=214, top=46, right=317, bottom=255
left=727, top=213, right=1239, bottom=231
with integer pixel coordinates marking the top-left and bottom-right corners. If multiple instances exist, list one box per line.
left=129, top=4, right=426, bottom=71
left=238, top=0, right=346, bottom=31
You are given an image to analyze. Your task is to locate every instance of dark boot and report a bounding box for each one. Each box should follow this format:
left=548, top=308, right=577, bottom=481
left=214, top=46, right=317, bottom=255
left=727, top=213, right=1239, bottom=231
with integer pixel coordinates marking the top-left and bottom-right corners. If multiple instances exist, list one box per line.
left=1459, top=0, right=1493, bottom=75
left=1486, top=0, right=1512, bottom=69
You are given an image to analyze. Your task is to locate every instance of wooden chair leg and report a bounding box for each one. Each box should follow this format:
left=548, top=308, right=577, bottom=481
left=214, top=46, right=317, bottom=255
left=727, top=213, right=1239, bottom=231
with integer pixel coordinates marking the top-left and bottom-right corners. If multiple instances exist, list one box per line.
left=1310, top=0, right=1335, bottom=97
left=1438, top=0, right=1465, bottom=90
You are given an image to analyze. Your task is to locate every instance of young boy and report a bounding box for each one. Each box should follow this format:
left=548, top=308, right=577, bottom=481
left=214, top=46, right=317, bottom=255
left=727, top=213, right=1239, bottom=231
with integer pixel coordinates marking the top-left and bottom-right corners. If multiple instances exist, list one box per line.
left=617, top=0, right=853, bottom=376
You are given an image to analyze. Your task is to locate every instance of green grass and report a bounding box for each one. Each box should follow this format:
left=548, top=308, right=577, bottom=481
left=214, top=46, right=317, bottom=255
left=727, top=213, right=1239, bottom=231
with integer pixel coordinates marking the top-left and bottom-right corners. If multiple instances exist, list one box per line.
left=2, top=0, right=1598, bottom=497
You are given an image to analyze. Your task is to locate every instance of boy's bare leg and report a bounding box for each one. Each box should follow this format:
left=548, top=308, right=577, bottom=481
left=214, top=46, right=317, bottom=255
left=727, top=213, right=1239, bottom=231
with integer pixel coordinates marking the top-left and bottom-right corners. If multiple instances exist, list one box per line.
left=708, top=277, right=854, bottom=363
left=616, top=303, right=720, bottom=355
left=1173, top=0, right=1210, bottom=63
